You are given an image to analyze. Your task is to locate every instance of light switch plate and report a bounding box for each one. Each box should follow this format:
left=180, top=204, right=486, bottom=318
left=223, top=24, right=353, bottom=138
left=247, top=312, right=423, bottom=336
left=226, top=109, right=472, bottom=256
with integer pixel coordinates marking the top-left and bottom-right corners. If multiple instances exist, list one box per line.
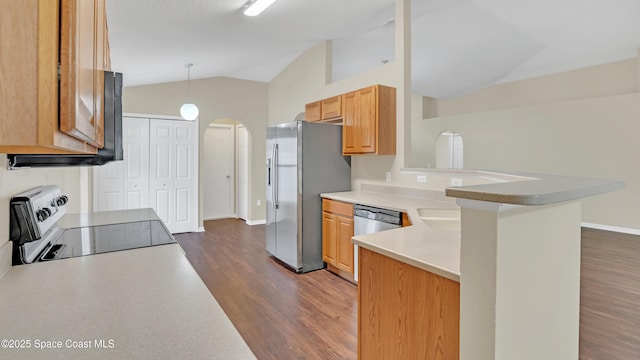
left=417, top=175, right=427, bottom=183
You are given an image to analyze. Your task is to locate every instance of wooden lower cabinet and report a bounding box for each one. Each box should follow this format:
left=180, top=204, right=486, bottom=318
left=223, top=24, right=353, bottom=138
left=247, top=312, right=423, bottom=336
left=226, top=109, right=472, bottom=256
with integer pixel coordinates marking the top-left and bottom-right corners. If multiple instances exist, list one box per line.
left=322, top=199, right=354, bottom=279
left=358, top=247, right=460, bottom=360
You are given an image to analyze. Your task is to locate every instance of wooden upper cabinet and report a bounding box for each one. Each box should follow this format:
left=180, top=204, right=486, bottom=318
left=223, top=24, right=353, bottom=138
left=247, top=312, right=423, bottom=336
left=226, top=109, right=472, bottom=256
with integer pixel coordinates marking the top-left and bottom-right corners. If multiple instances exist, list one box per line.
left=0, top=0, right=110, bottom=155
left=342, top=85, right=396, bottom=155
left=60, top=0, right=105, bottom=148
left=321, top=95, right=342, bottom=120
left=305, top=101, right=322, bottom=122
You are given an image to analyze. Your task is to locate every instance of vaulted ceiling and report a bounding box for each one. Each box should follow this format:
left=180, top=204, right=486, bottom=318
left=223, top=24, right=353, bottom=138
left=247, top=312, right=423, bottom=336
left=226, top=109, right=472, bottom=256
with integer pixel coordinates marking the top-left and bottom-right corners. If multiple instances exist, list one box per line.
left=107, top=0, right=640, bottom=98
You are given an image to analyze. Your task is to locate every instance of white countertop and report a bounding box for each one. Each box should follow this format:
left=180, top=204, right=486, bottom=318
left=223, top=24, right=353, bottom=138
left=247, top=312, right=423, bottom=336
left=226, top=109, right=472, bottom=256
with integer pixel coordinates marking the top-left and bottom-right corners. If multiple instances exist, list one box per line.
left=321, top=191, right=461, bottom=282
left=0, top=244, right=256, bottom=359
left=446, top=172, right=624, bottom=205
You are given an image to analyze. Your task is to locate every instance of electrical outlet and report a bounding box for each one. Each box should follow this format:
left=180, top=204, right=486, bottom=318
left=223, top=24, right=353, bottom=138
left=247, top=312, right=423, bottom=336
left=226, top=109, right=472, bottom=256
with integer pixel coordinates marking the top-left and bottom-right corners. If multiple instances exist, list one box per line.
left=257, top=200, right=261, bottom=206
left=451, top=178, right=463, bottom=186
left=417, top=175, right=427, bottom=183
left=385, top=171, right=391, bottom=182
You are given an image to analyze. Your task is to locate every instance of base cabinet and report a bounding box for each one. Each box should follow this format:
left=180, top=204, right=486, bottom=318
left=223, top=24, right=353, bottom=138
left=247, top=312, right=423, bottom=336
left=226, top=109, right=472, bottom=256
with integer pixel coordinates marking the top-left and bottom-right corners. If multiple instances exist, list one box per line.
left=358, top=247, right=460, bottom=360
left=322, top=199, right=354, bottom=279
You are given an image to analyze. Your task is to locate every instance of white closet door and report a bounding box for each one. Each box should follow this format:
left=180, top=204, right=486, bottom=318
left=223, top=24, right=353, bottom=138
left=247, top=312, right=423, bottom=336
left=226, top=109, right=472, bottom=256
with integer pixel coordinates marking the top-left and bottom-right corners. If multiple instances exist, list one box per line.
left=149, top=118, right=197, bottom=234
left=123, top=118, right=150, bottom=209
left=149, top=119, right=174, bottom=226
left=94, top=160, right=124, bottom=211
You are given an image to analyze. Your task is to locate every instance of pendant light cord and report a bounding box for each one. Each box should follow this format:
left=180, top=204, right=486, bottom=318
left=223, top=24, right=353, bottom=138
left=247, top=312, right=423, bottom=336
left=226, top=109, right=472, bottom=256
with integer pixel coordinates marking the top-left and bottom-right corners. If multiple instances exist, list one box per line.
left=186, top=63, right=193, bottom=102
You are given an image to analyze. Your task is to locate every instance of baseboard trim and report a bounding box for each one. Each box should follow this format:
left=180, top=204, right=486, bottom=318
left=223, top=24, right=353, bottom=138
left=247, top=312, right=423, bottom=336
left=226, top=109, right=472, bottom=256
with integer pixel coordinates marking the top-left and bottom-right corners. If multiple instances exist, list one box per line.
left=581, top=222, right=640, bottom=236
left=246, top=219, right=266, bottom=226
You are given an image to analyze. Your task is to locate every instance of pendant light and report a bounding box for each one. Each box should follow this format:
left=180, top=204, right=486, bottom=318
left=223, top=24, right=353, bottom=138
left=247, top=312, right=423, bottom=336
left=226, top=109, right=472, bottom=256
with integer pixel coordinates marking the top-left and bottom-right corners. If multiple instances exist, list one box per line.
left=180, top=63, right=199, bottom=121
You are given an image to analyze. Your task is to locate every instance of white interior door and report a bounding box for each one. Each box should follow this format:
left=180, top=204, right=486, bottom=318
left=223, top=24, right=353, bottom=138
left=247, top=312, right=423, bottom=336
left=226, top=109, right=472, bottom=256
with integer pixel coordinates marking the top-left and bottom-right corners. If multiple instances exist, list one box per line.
left=172, top=120, right=197, bottom=233
left=203, top=124, right=234, bottom=220
left=94, top=160, right=124, bottom=211
left=149, top=119, right=174, bottom=226
left=237, top=125, right=249, bottom=220
left=123, top=117, right=149, bottom=209
left=95, top=115, right=198, bottom=234
left=149, top=118, right=198, bottom=234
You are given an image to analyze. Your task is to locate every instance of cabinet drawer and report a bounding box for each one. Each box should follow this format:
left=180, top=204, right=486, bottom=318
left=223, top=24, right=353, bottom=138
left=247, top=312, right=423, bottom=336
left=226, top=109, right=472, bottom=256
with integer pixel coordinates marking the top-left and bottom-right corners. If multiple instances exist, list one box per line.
left=322, top=198, right=353, bottom=217
left=321, top=95, right=342, bottom=120
left=305, top=101, right=321, bottom=122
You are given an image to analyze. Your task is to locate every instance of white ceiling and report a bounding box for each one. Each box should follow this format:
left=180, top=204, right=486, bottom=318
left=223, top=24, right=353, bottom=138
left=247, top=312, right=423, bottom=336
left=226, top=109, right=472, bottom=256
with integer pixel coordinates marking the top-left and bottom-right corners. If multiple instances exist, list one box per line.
left=106, top=0, right=640, bottom=98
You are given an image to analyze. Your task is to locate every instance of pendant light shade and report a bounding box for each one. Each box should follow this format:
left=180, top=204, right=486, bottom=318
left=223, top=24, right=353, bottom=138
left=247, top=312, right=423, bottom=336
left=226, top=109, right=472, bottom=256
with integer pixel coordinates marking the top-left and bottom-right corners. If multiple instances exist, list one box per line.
left=180, top=103, right=199, bottom=121
left=180, top=63, right=199, bottom=121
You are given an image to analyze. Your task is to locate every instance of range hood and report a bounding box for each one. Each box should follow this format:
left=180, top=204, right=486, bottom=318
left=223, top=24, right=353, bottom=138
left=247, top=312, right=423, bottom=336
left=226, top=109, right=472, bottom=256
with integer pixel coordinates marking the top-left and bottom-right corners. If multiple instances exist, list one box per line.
left=7, top=71, right=123, bottom=169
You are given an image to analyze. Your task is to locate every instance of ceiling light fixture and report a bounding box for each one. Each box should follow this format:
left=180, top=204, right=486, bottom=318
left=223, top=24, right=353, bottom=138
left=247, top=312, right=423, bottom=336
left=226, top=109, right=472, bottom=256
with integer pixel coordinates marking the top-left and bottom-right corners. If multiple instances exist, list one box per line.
left=180, top=63, right=199, bottom=121
left=243, top=0, right=277, bottom=16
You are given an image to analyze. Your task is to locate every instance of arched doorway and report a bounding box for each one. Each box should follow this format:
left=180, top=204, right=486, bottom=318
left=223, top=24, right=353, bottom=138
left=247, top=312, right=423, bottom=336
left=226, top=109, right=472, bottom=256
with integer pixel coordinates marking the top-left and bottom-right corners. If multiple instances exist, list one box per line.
left=203, top=119, right=250, bottom=221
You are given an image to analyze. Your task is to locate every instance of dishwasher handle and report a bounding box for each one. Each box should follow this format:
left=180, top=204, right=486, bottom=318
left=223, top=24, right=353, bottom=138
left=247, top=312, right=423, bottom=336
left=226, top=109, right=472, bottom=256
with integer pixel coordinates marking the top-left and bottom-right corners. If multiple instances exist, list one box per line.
left=353, top=204, right=401, bottom=225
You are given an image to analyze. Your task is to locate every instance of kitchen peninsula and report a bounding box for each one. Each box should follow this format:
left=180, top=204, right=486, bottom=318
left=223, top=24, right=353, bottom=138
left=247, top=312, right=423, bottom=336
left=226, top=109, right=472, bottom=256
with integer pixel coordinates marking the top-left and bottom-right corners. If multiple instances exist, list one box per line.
left=323, top=171, right=623, bottom=360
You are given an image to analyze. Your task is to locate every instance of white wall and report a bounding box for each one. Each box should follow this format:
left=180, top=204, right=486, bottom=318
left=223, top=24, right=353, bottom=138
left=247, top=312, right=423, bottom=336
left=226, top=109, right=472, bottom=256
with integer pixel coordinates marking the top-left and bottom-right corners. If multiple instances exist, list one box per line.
left=122, top=77, right=268, bottom=225
left=413, top=56, right=640, bottom=230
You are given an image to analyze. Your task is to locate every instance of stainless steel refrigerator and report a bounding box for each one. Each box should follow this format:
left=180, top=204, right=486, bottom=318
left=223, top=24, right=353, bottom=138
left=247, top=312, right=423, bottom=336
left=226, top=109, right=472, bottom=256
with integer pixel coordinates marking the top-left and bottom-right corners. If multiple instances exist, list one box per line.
left=266, top=120, right=351, bottom=273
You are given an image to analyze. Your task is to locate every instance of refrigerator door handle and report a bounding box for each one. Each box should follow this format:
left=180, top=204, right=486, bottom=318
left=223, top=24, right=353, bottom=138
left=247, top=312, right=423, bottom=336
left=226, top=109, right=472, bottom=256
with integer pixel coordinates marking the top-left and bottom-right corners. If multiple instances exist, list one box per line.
left=266, top=158, right=271, bottom=186
left=273, top=143, right=279, bottom=209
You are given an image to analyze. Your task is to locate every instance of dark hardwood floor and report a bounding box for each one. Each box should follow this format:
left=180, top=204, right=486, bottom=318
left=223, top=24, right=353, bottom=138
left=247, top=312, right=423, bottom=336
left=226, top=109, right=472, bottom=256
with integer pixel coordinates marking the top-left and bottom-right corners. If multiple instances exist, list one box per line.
left=580, top=228, right=640, bottom=360
left=176, top=219, right=640, bottom=360
left=175, top=219, right=357, bottom=360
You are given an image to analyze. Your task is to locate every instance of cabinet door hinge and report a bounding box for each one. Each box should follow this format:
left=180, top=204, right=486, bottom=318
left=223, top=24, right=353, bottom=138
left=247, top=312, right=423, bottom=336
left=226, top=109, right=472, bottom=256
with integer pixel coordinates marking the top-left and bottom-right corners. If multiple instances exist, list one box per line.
left=57, top=63, right=61, bottom=80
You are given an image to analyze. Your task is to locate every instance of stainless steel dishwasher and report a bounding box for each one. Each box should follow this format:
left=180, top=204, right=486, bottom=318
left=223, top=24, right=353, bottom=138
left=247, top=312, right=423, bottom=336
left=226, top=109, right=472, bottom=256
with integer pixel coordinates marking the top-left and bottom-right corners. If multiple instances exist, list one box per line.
left=353, top=204, right=401, bottom=281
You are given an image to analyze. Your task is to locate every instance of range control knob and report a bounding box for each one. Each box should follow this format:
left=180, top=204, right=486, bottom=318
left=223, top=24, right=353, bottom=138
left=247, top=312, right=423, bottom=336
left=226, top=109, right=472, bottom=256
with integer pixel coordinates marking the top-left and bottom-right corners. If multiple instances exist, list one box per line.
left=36, top=208, right=52, bottom=222
left=56, top=195, right=69, bottom=206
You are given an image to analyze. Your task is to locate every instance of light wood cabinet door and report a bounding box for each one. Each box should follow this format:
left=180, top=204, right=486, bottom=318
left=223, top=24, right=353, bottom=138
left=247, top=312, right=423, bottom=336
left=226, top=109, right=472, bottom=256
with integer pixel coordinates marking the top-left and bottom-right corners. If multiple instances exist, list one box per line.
left=342, top=85, right=396, bottom=156
left=322, top=212, right=338, bottom=265
left=358, top=86, right=377, bottom=153
left=60, top=0, right=104, bottom=148
left=342, top=91, right=358, bottom=154
left=322, top=199, right=355, bottom=279
left=321, top=95, right=342, bottom=120
left=305, top=101, right=321, bottom=122
left=0, top=0, right=96, bottom=154
left=359, top=248, right=460, bottom=359
left=336, top=215, right=354, bottom=273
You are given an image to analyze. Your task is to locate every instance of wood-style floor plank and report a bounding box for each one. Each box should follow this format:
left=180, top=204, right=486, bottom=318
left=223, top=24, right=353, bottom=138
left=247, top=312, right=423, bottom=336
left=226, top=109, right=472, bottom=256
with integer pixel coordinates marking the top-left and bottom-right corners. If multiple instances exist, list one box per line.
left=175, top=219, right=357, bottom=360
left=580, top=228, right=640, bottom=360
left=176, top=220, right=640, bottom=359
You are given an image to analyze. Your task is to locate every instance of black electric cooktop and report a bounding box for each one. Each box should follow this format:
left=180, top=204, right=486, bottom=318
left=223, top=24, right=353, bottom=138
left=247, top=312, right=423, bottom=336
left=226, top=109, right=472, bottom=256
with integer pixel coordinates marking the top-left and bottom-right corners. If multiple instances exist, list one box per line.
left=47, top=220, right=176, bottom=260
